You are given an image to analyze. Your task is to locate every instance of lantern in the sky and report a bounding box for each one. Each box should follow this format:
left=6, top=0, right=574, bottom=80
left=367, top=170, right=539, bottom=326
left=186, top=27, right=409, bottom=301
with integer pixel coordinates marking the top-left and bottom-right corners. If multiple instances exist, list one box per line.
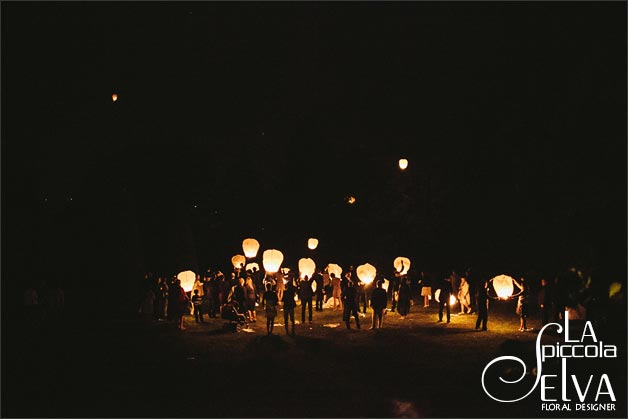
left=245, top=262, right=259, bottom=272
left=231, top=254, right=246, bottom=269
left=393, top=256, right=411, bottom=275
left=399, top=158, right=408, bottom=170
left=326, top=263, right=343, bottom=279
left=347, top=196, right=356, bottom=205
left=263, top=249, right=284, bottom=274
left=177, top=270, right=196, bottom=292
left=242, top=238, right=260, bottom=258
left=491, top=274, right=515, bottom=299
left=356, top=263, right=377, bottom=285
left=111, top=93, right=118, bottom=102
left=307, top=238, right=319, bottom=250
left=298, top=258, right=316, bottom=280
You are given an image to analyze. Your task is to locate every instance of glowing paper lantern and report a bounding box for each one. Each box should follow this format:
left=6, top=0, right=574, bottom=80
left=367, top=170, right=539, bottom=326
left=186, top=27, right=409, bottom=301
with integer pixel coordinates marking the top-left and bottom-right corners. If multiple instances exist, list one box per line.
left=242, top=238, right=260, bottom=258
left=307, top=238, right=319, bottom=250
left=280, top=267, right=291, bottom=275
left=382, top=278, right=390, bottom=292
left=434, top=289, right=456, bottom=305
left=177, top=270, right=196, bottom=292
left=111, top=93, right=118, bottom=102
left=491, top=274, right=515, bottom=299
left=263, top=249, right=284, bottom=274
left=393, top=257, right=411, bottom=275
left=326, top=263, right=343, bottom=279
left=399, top=158, right=408, bottom=170
left=347, top=196, right=356, bottom=205
left=356, top=263, right=377, bottom=285
left=298, top=258, right=316, bottom=280
left=609, top=282, right=622, bottom=299
left=231, top=254, right=246, bottom=269
left=245, top=262, right=259, bottom=272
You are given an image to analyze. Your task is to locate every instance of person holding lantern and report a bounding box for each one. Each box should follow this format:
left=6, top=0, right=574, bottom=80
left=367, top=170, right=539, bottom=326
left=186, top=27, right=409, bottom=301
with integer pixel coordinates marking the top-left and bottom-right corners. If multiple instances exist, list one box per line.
left=438, top=276, right=453, bottom=323
left=173, top=279, right=189, bottom=331
left=262, top=283, right=279, bottom=335
left=513, top=277, right=531, bottom=331
left=314, top=272, right=325, bottom=312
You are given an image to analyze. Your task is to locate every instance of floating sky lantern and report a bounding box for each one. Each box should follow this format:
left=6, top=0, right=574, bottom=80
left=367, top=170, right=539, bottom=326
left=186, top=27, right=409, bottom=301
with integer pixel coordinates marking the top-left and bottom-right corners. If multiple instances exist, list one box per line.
left=356, top=263, right=377, bottom=285
left=347, top=196, right=356, bottom=205
left=399, top=158, right=408, bottom=170
left=263, top=249, right=284, bottom=274
left=245, top=262, right=259, bottom=272
left=609, top=282, right=622, bottom=299
left=298, top=258, right=316, bottom=280
left=231, top=254, right=246, bottom=269
left=307, top=238, right=319, bottom=250
left=326, top=263, right=343, bottom=279
left=491, top=274, right=516, bottom=299
left=393, top=256, right=411, bottom=275
left=242, top=238, right=260, bottom=258
left=111, top=93, right=118, bottom=102
left=177, top=270, right=196, bottom=292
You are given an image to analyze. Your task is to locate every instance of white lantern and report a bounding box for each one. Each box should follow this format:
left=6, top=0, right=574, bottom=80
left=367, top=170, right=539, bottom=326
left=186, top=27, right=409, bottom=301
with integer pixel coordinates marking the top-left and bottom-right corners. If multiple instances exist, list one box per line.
left=393, top=257, right=411, bottom=275
left=298, top=258, right=316, bottom=280
left=307, top=238, right=319, bottom=250
left=326, top=263, right=343, bottom=279
left=245, top=262, right=259, bottom=272
left=231, top=254, right=246, bottom=269
left=263, top=249, right=284, bottom=274
left=111, top=93, right=118, bottom=102
left=242, top=238, right=260, bottom=258
left=356, top=263, right=377, bottom=285
left=399, top=158, right=408, bottom=170
left=382, top=278, right=390, bottom=291
left=177, top=270, right=196, bottom=292
left=280, top=267, right=291, bottom=275
left=491, top=274, right=515, bottom=299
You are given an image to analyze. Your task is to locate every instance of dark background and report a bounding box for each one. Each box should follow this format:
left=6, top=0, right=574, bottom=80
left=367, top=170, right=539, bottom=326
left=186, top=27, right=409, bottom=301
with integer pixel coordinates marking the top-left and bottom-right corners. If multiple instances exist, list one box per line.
left=2, top=2, right=626, bottom=301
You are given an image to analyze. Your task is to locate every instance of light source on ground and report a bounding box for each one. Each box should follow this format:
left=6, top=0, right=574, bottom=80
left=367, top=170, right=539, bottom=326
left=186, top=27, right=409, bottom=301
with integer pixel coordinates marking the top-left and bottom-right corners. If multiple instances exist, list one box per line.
left=393, top=256, right=411, bottom=275
left=263, top=249, right=284, bottom=274
left=177, top=270, right=196, bottom=292
left=399, top=158, right=408, bottom=170
left=242, top=238, right=260, bottom=258
left=326, top=263, right=343, bottom=279
left=491, top=274, right=515, bottom=299
left=356, top=263, right=377, bottom=285
left=231, top=254, right=246, bottom=269
left=307, top=238, right=319, bottom=250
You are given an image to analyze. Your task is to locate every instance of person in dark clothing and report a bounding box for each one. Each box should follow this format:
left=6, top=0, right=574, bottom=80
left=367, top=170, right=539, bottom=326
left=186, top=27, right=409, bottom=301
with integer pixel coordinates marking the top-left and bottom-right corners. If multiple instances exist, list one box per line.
left=475, top=280, right=489, bottom=331
left=370, top=280, right=388, bottom=329
left=282, top=280, right=297, bottom=336
left=514, top=277, right=530, bottom=331
left=156, top=276, right=169, bottom=320
left=397, top=277, right=412, bottom=319
left=298, top=276, right=314, bottom=324
left=438, top=277, right=453, bottom=323
left=356, top=280, right=368, bottom=313
left=389, top=273, right=401, bottom=312
left=538, top=278, right=553, bottom=327
left=342, top=280, right=361, bottom=329
left=262, top=283, right=279, bottom=335
left=314, top=272, right=324, bottom=311
left=230, top=278, right=247, bottom=317
left=192, top=289, right=204, bottom=323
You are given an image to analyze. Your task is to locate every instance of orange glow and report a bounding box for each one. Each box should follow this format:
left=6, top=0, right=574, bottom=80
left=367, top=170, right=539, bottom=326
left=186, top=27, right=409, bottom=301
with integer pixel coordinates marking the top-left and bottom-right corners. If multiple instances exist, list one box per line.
left=399, top=158, right=408, bottom=170
left=393, top=256, right=411, bottom=275
left=298, top=258, right=316, bottom=280
left=347, top=196, right=356, bottom=204
left=242, top=238, right=260, bottom=258
left=231, top=254, right=246, bottom=269
left=262, top=249, right=284, bottom=274
left=307, top=238, right=319, bottom=250
left=112, top=93, right=118, bottom=102
left=491, top=274, right=515, bottom=299
left=356, top=263, right=377, bottom=285
left=177, top=270, right=196, bottom=292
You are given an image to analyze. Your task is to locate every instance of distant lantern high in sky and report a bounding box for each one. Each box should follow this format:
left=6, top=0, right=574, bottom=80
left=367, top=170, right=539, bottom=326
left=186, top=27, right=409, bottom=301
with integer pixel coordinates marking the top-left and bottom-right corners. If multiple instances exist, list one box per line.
left=399, top=158, right=408, bottom=170
left=242, top=238, right=260, bottom=258
left=308, top=238, right=319, bottom=250
left=111, top=93, right=118, bottom=102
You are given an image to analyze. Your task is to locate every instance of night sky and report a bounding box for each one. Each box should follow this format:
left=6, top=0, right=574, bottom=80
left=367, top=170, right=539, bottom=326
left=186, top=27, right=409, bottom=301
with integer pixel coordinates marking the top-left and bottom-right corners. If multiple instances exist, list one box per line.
left=2, top=2, right=626, bottom=289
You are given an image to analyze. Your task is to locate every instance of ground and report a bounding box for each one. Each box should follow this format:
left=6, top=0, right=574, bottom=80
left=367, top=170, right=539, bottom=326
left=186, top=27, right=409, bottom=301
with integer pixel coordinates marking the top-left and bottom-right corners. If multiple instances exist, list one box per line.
left=3, top=299, right=625, bottom=418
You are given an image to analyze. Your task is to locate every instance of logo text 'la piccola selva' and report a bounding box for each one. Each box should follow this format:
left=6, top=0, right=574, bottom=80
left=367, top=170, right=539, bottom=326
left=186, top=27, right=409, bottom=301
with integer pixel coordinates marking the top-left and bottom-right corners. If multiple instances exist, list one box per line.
left=481, top=311, right=617, bottom=403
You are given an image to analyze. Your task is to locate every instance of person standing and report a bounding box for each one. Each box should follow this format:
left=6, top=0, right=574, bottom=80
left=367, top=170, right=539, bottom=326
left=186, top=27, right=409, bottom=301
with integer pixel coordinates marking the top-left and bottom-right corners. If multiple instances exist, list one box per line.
left=230, top=278, right=247, bottom=316
left=370, top=280, right=388, bottom=329
left=538, top=278, right=553, bottom=327
left=475, top=280, right=489, bottom=331
left=156, top=276, right=169, bottom=321
left=282, top=280, right=297, bottom=336
left=419, top=271, right=432, bottom=308
left=458, top=277, right=472, bottom=314
left=514, top=277, right=530, bottom=331
left=298, top=275, right=314, bottom=324
left=173, top=279, right=189, bottom=331
left=331, top=273, right=342, bottom=311
left=342, top=279, right=361, bottom=329
left=314, top=272, right=324, bottom=311
left=438, top=276, right=453, bottom=323
left=191, top=289, right=204, bottom=323
left=397, top=277, right=412, bottom=319
left=262, top=283, right=279, bottom=335
left=244, top=277, right=258, bottom=322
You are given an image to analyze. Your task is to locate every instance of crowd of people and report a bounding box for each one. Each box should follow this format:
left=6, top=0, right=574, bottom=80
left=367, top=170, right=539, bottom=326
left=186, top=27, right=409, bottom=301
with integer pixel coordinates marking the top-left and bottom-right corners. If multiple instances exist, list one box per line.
left=135, top=263, right=604, bottom=335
